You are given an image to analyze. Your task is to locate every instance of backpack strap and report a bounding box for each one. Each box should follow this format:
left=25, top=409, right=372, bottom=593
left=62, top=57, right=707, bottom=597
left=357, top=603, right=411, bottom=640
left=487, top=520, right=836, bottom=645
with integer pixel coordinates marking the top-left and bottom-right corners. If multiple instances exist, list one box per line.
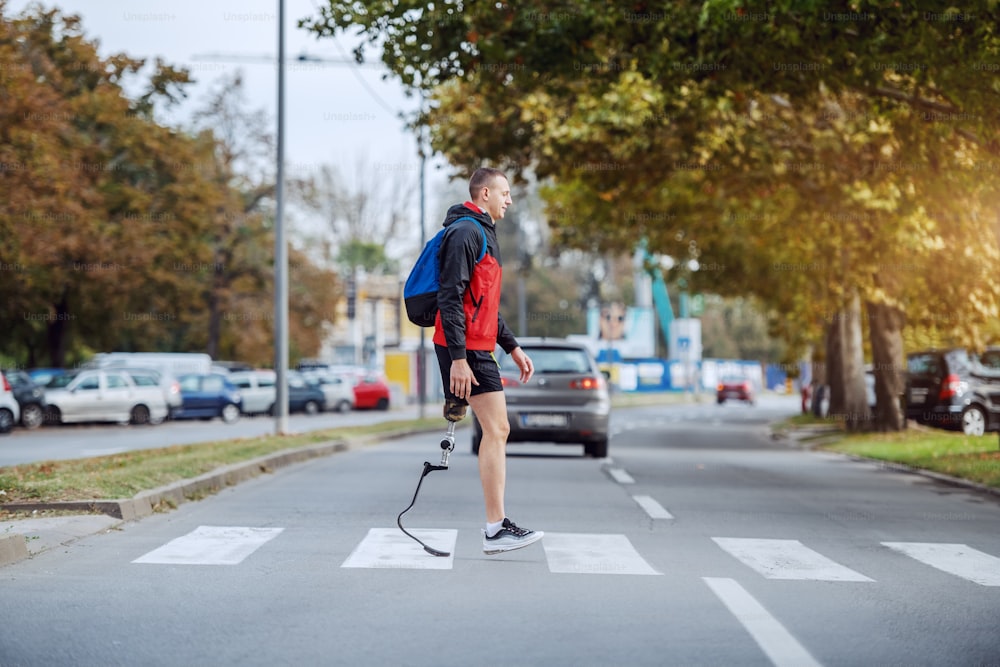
left=452, top=216, right=488, bottom=263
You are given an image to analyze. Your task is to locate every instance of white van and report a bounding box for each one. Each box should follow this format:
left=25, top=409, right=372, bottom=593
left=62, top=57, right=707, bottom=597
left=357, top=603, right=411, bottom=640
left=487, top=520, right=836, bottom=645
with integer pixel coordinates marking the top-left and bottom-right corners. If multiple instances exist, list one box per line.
left=86, top=352, right=214, bottom=376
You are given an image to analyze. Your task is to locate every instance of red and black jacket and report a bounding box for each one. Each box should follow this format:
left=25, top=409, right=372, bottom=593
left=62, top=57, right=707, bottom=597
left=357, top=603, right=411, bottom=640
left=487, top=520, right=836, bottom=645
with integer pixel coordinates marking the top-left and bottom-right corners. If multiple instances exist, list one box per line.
left=433, top=202, right=519, bottom=360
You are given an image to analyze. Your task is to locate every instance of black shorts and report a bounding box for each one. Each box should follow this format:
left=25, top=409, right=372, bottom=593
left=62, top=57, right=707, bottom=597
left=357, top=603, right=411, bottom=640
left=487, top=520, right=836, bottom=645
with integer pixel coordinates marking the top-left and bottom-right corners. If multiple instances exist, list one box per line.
left=435, top=345, right=503, bottom=402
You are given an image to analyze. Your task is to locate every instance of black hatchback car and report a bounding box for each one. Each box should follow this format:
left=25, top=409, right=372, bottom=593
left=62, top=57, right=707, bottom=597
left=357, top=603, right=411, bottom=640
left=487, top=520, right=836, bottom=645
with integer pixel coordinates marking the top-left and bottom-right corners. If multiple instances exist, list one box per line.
left=905, top=348, right=1000, bottom=436
left=2, top=369, right=46, bottom=429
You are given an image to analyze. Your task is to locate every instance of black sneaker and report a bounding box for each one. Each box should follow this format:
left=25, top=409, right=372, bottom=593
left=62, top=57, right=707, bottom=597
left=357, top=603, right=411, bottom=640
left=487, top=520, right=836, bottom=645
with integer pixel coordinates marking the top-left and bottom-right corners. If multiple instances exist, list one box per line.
left=482, top=518, right=544, bottom=555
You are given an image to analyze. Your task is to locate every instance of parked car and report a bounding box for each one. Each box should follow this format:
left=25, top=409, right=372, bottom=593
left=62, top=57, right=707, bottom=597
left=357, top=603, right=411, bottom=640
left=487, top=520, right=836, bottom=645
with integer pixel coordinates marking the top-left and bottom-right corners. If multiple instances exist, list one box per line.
left=117, top=367, right=183, bottom=418
left=173, top=373, right=243, bottom=423
left=347, top=373, right=391, bottom=411
left=0, top=371, right=21, bottom=434
left=287, top=371, right=327, bottom=414
left=301, top=371, right=355, bottom=413
left=905, top=348, right=1000, bottom=436
left=716, top=377, right=755, bottom=406
left=228, top=369, right=277, bottom=416
left=472, top=338, right=611, bottom=458
left=43, top=369, right=168, bottom=425
left=2, top=369, right=46, bottom=429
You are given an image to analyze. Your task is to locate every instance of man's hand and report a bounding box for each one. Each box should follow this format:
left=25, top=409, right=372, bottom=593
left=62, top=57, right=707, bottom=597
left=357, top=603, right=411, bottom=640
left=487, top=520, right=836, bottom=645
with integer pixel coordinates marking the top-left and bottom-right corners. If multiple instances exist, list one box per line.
left=509, top=347, right=534, bottom=384
left=450, top=358, right=479, bottom=399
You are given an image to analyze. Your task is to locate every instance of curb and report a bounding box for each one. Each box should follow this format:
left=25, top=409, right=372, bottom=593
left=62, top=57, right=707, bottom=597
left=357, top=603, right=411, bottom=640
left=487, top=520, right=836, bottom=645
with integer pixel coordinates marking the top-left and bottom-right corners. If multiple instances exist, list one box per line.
left=0, top=425, right=442, bottom=568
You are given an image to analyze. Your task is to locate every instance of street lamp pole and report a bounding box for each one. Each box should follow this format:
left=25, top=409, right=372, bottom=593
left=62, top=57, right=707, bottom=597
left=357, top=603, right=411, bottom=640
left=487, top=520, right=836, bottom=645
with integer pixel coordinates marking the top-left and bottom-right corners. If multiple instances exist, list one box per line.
left=273, top=0, right=290, bottom=434
left=417, top=126, right=427, bottom=419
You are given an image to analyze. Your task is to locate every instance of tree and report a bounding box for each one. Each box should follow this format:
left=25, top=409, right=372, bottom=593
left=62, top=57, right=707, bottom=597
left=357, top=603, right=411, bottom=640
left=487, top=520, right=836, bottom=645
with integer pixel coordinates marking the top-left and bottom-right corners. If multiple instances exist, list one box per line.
left=0, top=4, right=341, bottom=367
left=302, top=0, right=1000, bottom=431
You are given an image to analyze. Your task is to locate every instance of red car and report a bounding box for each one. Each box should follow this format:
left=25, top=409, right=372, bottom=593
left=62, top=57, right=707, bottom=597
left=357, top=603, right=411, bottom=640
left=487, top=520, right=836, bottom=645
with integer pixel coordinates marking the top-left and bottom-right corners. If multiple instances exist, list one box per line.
left=717, top=377, right=755, bottom=405
left=350, top=374, right=391, bottom=410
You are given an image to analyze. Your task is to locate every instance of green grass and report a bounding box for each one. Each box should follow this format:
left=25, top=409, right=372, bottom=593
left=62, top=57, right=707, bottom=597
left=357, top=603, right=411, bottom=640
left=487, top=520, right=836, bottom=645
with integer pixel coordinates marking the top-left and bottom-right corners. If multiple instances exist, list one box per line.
left=0, top=417, right=442, bottom=506
left=821, top=429, right=1000, bottom=488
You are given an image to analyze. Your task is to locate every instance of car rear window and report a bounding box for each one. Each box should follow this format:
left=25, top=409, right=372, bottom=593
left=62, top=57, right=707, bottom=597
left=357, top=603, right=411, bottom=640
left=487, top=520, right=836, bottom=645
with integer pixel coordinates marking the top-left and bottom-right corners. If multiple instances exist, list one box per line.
left=501, top=347, right=592, bottom=374
left=129, top=373, right=159, bottom=387
left=978, top=350, right=1000, bottom=371
left=907, top=354, right=941, bottom=376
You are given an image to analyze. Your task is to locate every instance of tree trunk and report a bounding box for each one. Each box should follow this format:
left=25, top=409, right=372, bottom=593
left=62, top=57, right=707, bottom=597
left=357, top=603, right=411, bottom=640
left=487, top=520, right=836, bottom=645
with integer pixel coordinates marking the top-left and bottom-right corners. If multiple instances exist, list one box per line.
left=827, top=293, right=869, bottom=431
left=46, top=287, right=70, bottom=367
left=867, top=300, right=907, bottom=431
left=825, top=311, right=844, bottom=417
left=206, top=288, right=221, bottom=360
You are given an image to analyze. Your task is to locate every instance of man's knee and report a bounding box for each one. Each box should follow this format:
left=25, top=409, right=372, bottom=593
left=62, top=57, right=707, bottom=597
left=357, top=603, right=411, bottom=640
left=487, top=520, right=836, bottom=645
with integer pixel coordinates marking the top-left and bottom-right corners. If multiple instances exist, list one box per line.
left=480, top=414, right=510, bottom=442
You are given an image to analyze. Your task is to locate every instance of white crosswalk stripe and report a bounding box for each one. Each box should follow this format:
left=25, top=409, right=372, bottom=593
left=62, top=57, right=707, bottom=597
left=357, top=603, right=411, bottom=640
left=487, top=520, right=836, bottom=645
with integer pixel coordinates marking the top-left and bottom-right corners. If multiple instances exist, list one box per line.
left=713, top=537, right=874, bottom=582
left=133, top=526, right=284, bottom=565
left=542, top=533, right=661, bottom=575
left=882, top=542, right=1000, bottom=586
left=342, top=528, right=457, bottom=569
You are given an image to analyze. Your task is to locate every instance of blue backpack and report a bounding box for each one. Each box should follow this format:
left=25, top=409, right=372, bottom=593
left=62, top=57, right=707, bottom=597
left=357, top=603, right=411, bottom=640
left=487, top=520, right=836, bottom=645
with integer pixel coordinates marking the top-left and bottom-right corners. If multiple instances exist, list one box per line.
left=404, top=217, right=487, bottom=327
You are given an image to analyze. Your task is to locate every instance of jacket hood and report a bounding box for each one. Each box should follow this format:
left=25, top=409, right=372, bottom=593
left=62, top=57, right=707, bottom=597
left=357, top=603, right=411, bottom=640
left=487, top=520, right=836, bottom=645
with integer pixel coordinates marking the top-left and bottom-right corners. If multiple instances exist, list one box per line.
left=442, top=203, right=493, bottom=228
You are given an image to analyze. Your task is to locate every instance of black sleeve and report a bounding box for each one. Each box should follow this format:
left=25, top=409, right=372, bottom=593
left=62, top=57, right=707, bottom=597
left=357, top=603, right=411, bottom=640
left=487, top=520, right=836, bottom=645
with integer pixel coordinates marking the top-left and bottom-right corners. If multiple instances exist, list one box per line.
left=496, top=313, right=519, bottom=354
left=437, top=223, right=482, bottom=360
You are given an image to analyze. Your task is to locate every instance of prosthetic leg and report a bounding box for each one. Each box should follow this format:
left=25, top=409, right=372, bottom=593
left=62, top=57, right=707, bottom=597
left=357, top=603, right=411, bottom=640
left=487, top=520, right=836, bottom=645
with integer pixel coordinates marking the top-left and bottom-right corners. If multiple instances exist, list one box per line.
left=396, top=399, right=467, bottom=557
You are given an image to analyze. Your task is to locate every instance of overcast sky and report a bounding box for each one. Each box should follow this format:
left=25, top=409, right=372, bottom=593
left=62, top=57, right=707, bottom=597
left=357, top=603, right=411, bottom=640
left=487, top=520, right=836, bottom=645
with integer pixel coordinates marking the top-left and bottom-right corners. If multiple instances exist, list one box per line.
left=10, top=0, right=455, bottom=251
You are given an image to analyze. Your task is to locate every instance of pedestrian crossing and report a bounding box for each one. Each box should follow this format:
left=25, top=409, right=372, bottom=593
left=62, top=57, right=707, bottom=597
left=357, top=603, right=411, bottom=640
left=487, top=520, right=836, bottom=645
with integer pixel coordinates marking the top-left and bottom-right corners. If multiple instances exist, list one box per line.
left=131, top=524, right=1000, bottom=588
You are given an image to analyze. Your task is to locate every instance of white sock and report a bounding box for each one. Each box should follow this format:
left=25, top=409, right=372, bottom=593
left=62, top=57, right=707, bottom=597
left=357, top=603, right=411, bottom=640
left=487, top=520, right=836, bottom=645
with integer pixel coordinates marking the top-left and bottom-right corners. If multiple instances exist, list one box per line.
left=486, top=519, right=505, bottom=537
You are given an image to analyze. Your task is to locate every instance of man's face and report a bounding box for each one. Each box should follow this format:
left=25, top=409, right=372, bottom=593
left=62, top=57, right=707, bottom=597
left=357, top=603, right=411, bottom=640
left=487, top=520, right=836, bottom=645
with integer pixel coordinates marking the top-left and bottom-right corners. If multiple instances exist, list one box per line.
left=482, top=176, right=512, bottom=221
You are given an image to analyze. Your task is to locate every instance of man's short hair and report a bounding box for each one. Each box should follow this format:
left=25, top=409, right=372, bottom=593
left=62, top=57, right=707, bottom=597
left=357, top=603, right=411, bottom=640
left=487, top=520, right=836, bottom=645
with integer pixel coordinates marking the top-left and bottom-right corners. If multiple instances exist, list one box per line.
left=469, top=167, right=508, bottom=199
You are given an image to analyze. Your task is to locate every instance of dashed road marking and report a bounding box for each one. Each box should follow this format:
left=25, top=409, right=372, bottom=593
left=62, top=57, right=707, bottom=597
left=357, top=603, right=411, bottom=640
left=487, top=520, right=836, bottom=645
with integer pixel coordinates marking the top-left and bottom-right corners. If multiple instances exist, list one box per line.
left=882, top=542, right=1000, bottom=586
left=713, top=537, right=874, bottom=582
left=132, top=526, right=284, bottom=565
left=607, top=468, right=635, bottom=484
left=341, top=528, right=456, bottom=569
left=543, top=533, right=661, bottom=575
left=632, top=495, right=673, bottom=519
left=704, top=577, right=823, bottom=667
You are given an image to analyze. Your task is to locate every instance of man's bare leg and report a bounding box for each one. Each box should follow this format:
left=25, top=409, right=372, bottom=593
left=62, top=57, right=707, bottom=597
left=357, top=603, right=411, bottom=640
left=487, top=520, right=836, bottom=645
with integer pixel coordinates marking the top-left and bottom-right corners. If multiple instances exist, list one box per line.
left=467, top=390, right=509, bottom=523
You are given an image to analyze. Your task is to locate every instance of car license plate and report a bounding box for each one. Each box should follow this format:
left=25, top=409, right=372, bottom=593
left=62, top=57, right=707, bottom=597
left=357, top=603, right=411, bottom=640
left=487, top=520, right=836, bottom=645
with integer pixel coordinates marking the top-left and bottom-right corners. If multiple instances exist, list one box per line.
left=909, top=388, right=927, bottom=404
left=521, top=413, right=568, bottom=427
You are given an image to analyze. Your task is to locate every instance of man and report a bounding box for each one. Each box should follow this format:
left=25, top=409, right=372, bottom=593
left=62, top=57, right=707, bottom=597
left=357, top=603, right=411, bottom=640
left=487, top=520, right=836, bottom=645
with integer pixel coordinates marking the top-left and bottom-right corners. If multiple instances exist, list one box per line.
left=434, top=167, right=543, bottom=555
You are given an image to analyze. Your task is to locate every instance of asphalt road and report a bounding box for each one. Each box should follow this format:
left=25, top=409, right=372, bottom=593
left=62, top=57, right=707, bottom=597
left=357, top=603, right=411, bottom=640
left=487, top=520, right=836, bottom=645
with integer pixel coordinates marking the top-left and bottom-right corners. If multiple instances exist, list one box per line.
left=1, top=395, right=998, bottom=667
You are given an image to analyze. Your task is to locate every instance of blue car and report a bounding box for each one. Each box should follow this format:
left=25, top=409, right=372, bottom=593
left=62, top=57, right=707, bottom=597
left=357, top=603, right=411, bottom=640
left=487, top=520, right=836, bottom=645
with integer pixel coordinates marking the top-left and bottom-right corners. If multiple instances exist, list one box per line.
left=174, top=373, right=242, bottom=423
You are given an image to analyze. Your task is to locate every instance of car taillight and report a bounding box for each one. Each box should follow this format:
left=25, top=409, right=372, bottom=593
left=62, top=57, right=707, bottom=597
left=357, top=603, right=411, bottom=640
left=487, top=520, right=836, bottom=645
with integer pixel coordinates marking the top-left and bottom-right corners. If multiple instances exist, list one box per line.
left=938, top=373, right=966, bottom=400
left=570, top=377, right=603, bottom=390
left=717, top=383, right=725, bottom=392
left=1, top=375, right=10, bottom=392
left=501, top=377, right=521, bottom=387
left=742, top=382, right=751, bottom=392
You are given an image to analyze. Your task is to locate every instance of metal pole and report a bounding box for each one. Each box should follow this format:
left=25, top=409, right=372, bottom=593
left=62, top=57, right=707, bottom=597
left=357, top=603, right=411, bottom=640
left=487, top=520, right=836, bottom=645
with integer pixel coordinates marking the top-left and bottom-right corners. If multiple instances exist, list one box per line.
left=273, top=0, right=289, bottom=434
left=417, top=135, right=427, bottom=419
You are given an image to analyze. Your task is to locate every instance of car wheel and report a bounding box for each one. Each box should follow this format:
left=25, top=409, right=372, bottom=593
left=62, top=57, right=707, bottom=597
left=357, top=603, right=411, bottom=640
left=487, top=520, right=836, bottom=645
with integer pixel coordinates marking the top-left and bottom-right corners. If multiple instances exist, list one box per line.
left=961, top=405, right=987, bottom=437
left=375, top=397, right=389, bottom=411
left=130, top=405, right=151, bottom=425
left=43, top=406, right=62, bottom=425
left=717, top=397, right=724, bottom=405
left=221, top=403, right=241, bottom=423
left=336, top=400, right=352, bottom=413
left=304, top=400, right=319, bottom=415
left=267, top=403, right=276, bottom=416
left=585, top=438, right=609, bottom=459
left=20, top=403, right=44, bottom=430
left=0, top=408, right=13, bottom=434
